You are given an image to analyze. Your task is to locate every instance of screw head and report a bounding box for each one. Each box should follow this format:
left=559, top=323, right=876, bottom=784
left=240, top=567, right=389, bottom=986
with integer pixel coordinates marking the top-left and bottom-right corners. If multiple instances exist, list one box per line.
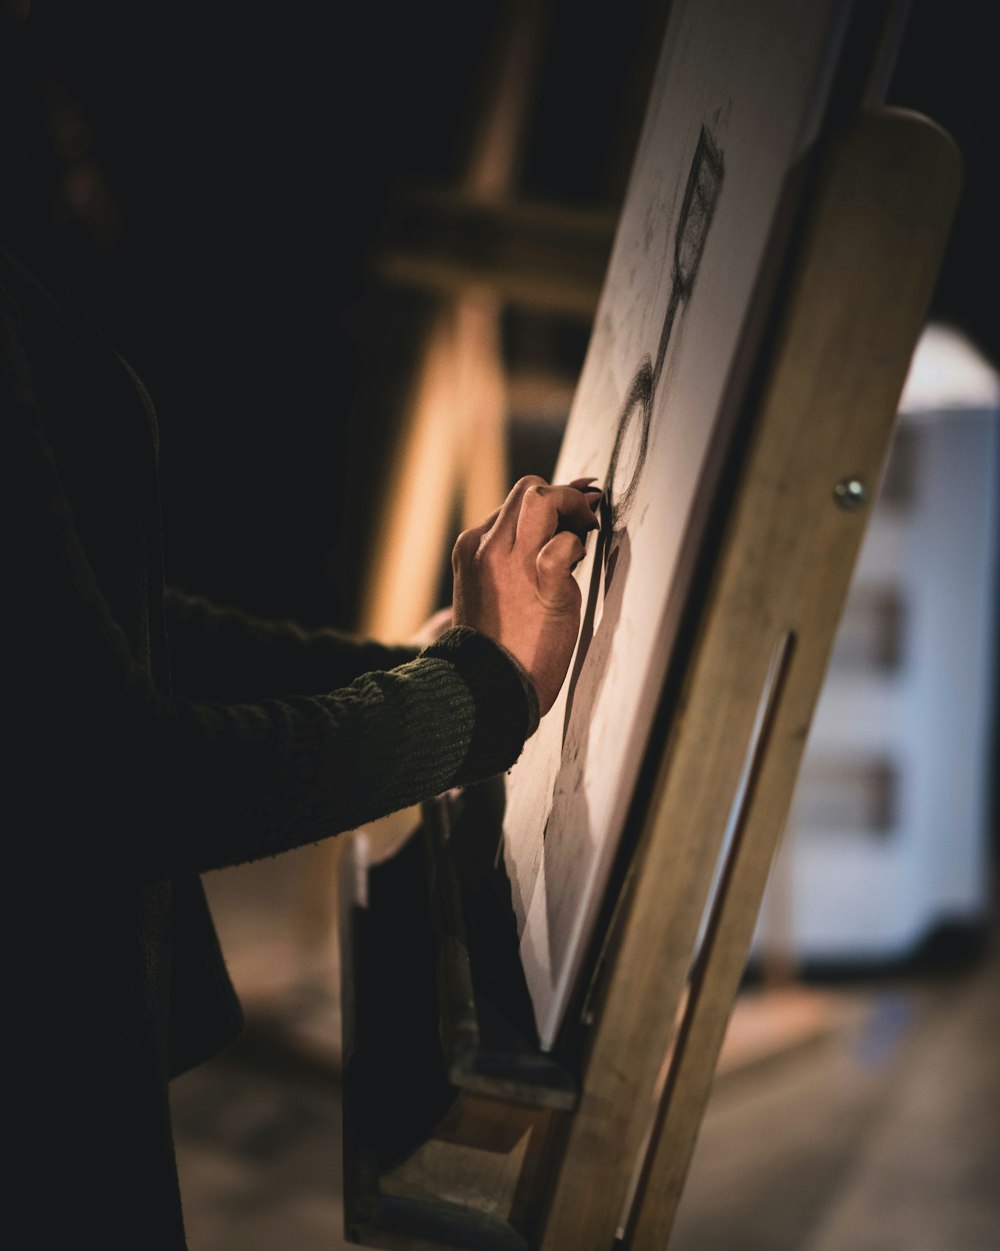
left=833, top=476, right=867, bottom=512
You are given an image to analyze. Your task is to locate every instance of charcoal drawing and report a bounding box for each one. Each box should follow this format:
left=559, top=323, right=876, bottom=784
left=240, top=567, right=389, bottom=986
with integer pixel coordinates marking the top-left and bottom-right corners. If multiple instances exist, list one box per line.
left=541, top=128, right=723, bottom=972
left=500, top=0, right=851, bottom=1049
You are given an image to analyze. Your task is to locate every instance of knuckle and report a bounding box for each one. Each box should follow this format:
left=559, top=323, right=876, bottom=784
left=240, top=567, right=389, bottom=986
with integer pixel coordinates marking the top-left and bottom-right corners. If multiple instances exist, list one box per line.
left=536, top=547, right=559, bottom=575
left=452, top=529, right=474, bottom=567
left=478, top=539, right=502, bottom=570
left=515, top=474, right=547, bottom=493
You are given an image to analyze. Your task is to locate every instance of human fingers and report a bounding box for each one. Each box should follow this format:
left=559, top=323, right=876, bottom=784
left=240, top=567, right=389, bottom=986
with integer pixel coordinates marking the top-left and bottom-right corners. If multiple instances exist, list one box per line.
left=450, top=500, right=505, bottom=571
left=514, top=482, right=600, bottom=555
left=470, top=476, right=595, bottom=546
left=468, top=505, right=503, bottom=540
left=559, top=479, right=603, bottom=530
left=489, top=475, right=550, bottom=548
left=452, top=475, right=556, bottom=571
left=536, top=530, right=587, bottom=602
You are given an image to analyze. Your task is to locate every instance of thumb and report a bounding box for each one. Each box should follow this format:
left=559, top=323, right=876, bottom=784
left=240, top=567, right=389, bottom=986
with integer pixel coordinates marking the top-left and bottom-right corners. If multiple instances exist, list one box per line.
left=536, top=530, right=586, bottom=605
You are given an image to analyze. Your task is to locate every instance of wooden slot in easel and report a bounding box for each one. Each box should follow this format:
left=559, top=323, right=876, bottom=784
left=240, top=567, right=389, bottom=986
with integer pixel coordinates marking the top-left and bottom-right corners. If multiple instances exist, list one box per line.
left=420, top=794, right=579, bottom=1111
left=340, top=778, right=576, bottom=1249
left=338, top=33, right=961, bottom=1251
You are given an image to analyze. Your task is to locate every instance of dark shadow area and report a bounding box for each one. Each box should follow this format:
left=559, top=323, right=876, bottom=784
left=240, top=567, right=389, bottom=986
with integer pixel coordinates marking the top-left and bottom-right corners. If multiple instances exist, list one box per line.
left=3, top=0, right=994, bottom=624
left=2, top=0, right=667, bottom=632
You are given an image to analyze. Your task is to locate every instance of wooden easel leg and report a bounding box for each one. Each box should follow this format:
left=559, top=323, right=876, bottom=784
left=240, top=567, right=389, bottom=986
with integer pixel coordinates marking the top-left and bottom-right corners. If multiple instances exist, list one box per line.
left=616, top=109, right=960, bottom=1251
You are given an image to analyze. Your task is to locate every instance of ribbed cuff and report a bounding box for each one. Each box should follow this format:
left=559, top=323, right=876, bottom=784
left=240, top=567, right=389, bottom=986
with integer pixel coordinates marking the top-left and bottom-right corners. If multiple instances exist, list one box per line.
left=421, top=626, right=539, bottom=781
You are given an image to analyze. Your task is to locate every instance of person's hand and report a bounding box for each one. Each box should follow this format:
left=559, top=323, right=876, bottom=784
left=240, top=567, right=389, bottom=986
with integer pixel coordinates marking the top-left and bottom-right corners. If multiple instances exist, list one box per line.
left=452, top=475, right=601, bottom=716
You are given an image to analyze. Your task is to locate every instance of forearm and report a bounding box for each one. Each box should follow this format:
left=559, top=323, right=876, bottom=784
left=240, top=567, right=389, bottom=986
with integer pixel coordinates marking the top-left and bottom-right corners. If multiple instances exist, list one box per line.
left=164, top=587, right=420, bottom=703
left=14, top=348, right=532, bottom=879
left=52, top=627, right=532, bottom=877
left=27, top=561, right=533, bottom=877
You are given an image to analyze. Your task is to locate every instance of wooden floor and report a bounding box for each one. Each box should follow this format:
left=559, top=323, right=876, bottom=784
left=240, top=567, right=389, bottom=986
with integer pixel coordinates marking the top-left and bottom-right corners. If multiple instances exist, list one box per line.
left=171, top=851, right=1000, bottom=1251
left=671, top=953, right=1000, bottom=1251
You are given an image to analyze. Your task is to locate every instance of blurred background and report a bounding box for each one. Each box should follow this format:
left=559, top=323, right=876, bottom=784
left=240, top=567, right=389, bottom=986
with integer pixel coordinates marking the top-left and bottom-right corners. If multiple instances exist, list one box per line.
left=4, top=1, right=997, bottom=1247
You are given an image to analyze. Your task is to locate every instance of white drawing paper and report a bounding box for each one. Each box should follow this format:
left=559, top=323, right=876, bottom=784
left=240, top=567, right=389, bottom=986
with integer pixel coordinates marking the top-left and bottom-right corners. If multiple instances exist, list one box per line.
left=502, top=0, right=853, bottom=1049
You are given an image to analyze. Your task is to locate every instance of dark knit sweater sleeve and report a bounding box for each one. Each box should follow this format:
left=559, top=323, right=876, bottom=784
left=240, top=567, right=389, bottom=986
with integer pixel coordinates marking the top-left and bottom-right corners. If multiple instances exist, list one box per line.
left=8, top=312, right=536, bottom=879
left=163, top=586, right=422, bottom=703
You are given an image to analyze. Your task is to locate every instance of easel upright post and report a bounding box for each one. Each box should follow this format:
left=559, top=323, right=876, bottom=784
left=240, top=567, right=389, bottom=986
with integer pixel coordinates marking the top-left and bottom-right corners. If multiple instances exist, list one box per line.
left=539, top=106, right=962, bottom=1251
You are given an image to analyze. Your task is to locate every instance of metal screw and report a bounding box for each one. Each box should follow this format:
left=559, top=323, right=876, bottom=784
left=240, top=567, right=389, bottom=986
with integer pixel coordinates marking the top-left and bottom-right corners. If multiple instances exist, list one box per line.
left=833, top=476, right=867, bottom=512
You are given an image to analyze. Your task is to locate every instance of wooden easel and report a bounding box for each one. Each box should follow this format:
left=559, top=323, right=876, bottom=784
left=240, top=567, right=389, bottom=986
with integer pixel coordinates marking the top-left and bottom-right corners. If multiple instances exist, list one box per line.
left=337, top=8, right=962, bottom=1250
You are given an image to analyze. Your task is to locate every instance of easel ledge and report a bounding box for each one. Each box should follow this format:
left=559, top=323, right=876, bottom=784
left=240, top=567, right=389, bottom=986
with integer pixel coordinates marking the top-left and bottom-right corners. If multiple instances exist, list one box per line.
left=340, top=105, right=960, bottom=1251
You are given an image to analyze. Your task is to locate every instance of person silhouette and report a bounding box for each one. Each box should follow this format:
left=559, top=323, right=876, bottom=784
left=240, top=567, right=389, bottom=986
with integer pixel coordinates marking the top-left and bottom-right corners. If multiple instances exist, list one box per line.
left=3, top=7, right=600, bottom=1243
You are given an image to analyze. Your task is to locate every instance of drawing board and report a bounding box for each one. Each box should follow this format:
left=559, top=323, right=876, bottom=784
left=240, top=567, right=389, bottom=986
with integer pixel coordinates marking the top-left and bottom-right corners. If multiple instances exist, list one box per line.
left=501, top=0, right=857, bottom=1048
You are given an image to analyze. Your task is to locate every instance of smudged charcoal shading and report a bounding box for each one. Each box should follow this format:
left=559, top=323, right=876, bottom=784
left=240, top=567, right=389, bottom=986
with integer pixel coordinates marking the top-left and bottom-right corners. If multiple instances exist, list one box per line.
left=654, top=124, right=726, bottom=388
left=553, top=122, right=725, bottom=762
left=538, top=124, right=724, bottom=979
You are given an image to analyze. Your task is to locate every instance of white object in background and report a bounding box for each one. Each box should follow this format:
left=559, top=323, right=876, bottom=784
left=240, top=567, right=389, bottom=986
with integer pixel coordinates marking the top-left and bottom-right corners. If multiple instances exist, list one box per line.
left=755, top=323, right=999, bottom=967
